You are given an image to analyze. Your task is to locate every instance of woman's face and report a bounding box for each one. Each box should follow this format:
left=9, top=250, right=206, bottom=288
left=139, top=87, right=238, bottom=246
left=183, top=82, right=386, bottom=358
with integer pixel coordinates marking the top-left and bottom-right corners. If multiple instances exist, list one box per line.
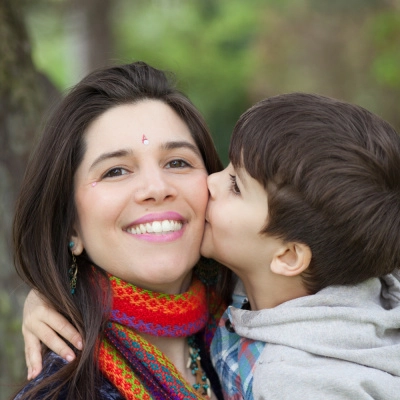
left=73, top=100, right=209, bottom=294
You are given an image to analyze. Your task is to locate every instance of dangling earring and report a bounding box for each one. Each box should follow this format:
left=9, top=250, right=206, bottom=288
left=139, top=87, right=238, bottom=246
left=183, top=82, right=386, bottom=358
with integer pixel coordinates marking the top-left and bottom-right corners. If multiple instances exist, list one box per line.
left=68, top=241, right=78, bottom=294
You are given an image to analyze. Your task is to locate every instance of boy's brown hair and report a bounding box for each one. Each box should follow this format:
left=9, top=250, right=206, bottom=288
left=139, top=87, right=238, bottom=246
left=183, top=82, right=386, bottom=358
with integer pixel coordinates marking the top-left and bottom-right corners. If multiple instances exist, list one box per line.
left=230, top=93, right=400, bottom=293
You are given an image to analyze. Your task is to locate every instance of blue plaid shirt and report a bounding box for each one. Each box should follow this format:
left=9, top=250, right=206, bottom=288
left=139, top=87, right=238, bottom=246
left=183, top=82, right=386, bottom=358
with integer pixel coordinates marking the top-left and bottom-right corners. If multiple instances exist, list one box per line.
left=211, top=292, right=265, bottom=399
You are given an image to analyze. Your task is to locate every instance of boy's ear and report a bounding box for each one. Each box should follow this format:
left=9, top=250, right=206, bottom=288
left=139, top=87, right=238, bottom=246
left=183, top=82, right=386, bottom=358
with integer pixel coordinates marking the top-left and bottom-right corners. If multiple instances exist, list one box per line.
left=271, top=242, right=311, bottom=277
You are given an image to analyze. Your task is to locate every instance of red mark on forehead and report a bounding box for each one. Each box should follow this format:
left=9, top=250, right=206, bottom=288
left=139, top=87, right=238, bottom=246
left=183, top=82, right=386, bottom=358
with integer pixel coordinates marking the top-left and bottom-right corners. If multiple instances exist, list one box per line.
left=142, top=135, right=149, bottom=145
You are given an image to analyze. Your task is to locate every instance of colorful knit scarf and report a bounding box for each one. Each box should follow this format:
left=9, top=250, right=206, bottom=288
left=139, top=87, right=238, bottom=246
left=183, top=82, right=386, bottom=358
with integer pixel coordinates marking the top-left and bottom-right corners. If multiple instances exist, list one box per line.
left=98, top=275, right=219, bottom=399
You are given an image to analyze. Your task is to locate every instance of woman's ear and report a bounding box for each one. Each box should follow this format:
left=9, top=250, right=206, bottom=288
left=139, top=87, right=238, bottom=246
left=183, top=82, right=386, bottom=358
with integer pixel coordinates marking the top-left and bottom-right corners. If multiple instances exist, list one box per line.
left=270, top=242, right=311, bottom=277
left=69, top=230, right=84, bottom=256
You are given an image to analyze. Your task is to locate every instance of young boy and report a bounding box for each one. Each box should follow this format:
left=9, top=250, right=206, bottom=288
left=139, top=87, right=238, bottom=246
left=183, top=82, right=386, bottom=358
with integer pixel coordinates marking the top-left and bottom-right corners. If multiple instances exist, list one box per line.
left=202, top=93, right=400, bottom=399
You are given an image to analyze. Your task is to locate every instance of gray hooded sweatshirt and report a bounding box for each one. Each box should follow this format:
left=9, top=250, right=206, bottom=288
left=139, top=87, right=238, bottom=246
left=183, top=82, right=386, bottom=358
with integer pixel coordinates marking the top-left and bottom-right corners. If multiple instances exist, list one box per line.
left=224, top=271, right=400, bottom=399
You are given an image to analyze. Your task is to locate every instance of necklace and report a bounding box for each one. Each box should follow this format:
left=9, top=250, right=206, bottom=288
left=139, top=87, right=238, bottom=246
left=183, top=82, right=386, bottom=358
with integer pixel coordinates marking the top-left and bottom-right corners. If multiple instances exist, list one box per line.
left=187, top=336, right=211, bottom=398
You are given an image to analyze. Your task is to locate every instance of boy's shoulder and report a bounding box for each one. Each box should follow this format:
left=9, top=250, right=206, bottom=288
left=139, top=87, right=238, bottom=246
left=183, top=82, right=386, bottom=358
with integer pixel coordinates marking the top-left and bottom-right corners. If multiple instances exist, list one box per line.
left=230, top=274, right=400, bottom=399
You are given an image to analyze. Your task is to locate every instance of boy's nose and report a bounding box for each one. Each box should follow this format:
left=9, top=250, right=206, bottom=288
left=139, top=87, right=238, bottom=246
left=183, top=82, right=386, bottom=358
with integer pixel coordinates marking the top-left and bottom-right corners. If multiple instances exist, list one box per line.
left=207, top=172, right=219, bottom=199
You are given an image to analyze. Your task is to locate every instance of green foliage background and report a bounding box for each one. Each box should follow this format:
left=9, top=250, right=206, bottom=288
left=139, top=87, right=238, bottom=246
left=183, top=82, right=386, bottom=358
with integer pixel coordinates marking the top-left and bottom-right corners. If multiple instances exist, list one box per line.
left=2, top=0, right=400, bottom=398
left=27, top=0, right=400, bottom=165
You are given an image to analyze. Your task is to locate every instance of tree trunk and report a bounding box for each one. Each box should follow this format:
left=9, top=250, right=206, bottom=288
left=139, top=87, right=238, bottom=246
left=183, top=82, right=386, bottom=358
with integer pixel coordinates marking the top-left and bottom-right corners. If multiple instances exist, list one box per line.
left=0, top=0, right=59, bottom=396
left=67, top=0, right=114, bottom=79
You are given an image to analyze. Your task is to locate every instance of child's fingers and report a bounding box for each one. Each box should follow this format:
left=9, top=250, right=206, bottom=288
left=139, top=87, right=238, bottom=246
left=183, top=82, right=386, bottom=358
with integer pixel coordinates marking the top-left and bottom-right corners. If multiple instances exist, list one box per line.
left=37, top=320, right=78, bottom=361
left=45, top=312, right=83, bottom=353
left=23, top=329, right=43, bottom=380
left=22, top=289, right=83, bottom=378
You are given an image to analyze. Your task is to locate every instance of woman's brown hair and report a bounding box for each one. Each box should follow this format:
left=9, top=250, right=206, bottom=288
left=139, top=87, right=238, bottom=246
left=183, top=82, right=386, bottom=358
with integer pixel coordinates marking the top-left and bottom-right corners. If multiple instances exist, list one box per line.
left=13, top=61, right=230, bottom=399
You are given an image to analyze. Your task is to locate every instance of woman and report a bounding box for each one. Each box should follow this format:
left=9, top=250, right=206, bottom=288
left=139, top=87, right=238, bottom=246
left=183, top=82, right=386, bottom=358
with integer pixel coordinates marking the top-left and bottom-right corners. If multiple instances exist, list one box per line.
left=13, top=61, right=233, bottom=399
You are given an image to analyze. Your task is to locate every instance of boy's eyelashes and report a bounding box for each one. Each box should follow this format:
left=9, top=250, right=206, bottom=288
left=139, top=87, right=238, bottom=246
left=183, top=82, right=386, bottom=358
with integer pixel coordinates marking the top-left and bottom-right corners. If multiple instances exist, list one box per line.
left=229, top=174, right=241, bottom=195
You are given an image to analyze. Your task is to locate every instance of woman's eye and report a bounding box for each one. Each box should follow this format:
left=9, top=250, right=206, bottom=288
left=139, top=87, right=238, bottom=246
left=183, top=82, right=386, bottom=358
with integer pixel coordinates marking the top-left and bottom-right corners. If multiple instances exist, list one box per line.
left=229, top=174, right=241, bottom=195
left=166, top=159, right=190, bottom=169
left=103, top=167, right=128, bottom=178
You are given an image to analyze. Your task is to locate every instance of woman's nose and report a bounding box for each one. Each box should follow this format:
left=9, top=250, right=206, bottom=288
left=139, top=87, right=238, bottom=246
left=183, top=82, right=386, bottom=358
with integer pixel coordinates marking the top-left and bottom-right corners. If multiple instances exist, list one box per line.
left=133, top=168, right=177, bottom=204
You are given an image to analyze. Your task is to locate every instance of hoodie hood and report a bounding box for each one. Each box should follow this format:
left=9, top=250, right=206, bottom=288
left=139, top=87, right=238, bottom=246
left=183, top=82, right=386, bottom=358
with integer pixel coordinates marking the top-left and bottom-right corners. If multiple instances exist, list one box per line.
left=229, top=271, right=400, bottom=377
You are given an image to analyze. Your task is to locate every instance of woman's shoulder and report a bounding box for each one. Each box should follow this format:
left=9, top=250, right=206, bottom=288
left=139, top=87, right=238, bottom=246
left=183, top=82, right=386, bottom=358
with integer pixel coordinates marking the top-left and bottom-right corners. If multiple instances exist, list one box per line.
left=98, top=376, right=125, bottom=400
left=14, top=352, right=68, bottom=399
left=14, top=352, right=123, bottom=400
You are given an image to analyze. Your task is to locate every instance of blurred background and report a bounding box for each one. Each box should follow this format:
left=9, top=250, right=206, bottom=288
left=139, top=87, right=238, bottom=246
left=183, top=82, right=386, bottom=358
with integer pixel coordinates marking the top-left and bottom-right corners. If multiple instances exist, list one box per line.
left=1, top=0, right=399, bottom=397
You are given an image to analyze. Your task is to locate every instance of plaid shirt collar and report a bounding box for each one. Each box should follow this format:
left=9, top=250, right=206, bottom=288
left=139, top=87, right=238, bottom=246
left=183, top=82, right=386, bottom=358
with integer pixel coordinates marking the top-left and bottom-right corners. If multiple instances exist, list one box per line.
left=211, top=294, right=265, bottom=399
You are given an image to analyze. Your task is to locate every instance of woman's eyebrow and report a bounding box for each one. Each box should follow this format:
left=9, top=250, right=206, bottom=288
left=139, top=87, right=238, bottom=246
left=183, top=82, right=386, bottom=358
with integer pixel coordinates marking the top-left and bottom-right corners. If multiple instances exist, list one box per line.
left=161, top=141, right=201, bottom=157
left=88, top=141, right=200, bottom=172
left=89, top=149, right=132, bottom=171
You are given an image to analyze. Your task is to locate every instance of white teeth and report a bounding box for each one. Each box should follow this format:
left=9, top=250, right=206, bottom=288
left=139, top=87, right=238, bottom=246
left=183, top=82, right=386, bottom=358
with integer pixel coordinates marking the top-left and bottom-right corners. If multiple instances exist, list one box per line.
left=153, top=221, right=162, bottom=233
left=162, top=220, right=171, bottom=231
left=146, top=223, right=153, bottom=233
left=127, top=220, right=183, bottom=235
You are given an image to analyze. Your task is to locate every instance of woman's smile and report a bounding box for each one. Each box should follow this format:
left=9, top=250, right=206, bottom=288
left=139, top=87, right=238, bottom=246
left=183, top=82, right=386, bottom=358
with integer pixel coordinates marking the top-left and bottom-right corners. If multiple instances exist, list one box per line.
left=125, top=211, right=186, bottom=241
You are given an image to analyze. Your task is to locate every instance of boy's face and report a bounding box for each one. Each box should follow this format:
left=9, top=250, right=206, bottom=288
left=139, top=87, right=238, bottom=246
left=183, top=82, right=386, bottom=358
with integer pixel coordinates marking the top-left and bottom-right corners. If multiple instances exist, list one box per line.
left=201, top=163, right=283, bottom=278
